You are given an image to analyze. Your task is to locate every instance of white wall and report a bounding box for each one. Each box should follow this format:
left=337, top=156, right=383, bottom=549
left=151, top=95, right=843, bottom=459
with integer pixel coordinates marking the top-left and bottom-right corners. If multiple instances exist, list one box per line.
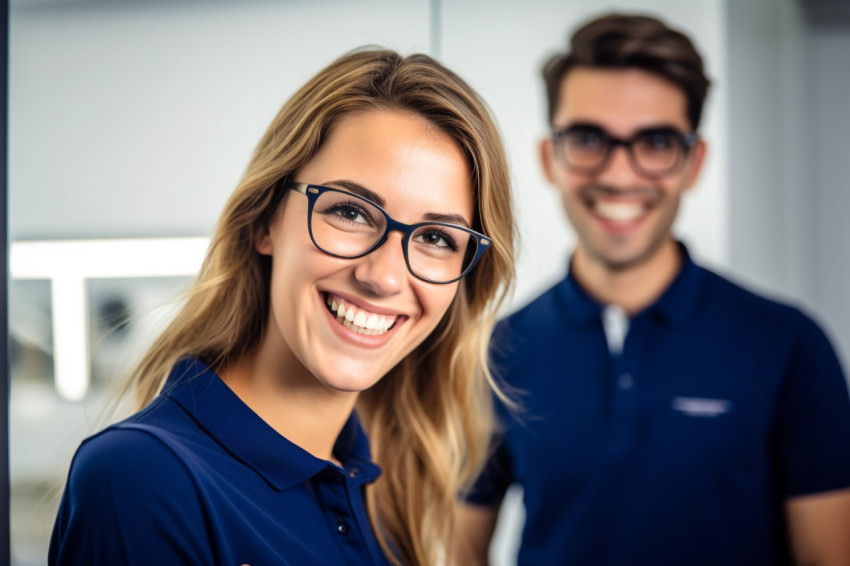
left=726, top=0, right=850, bottom=369
left=726, top=0, right=811, bottom=302
left=808, top=25, right=850, bottom=370
left=9, top=0, right=432, bottom=240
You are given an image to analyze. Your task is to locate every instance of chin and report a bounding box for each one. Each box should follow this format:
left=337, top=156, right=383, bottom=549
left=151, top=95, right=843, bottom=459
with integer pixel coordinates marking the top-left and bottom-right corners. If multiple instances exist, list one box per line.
left=590, top=235, right=657, bottom=269
left=316, top=366, right=387, bottom=394
left=603, top=253, right=651, bottom=272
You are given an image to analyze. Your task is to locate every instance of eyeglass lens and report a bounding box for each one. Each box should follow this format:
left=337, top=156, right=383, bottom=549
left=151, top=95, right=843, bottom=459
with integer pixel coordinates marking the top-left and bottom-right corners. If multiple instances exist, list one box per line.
left=559, top=126, right=689, bottom=174
left=309, top=189, right=478, bottom=283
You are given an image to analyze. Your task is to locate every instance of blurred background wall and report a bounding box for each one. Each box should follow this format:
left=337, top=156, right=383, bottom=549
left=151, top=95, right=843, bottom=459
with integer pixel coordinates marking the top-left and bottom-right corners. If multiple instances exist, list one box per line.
left=7, top=0, right=849, bottom=564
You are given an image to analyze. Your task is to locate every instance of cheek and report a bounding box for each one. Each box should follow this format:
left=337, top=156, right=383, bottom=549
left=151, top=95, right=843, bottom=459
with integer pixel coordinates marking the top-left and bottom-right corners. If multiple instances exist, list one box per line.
left=267, top=236, right=324, bottom=308
left=560, top=171, right=592, bottom=196
left=659, top=177, right=691, bottom=199
left=268, top=209, right=324, bottom=272
left=419, top=283, right=459, bottom=323
left=559, top=183, right=586, bottom=216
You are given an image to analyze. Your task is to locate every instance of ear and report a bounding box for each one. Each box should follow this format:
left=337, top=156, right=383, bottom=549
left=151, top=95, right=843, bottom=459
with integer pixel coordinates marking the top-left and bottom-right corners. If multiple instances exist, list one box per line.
left=682, top=138, right=708, bottom=191
left=255, top=223, right=273, bottom=256
left=539, top=137, right=558, bottom=184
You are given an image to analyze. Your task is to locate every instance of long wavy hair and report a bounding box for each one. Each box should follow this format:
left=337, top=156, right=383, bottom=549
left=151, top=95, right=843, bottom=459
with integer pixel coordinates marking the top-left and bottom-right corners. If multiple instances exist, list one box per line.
left=122, top=48, right=515, bottom=565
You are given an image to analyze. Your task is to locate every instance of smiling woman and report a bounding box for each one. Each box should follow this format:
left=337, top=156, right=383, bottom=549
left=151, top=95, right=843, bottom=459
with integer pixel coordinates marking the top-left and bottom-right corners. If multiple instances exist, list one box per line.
left=47, top=48, right=515, bottom=566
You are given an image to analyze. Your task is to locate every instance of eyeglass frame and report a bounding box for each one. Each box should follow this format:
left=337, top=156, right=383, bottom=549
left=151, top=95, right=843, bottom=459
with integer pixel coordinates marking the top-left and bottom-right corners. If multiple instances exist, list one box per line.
left=551, top=124, right=700, bottom=178
left=284, top=181, right=492, bottom=285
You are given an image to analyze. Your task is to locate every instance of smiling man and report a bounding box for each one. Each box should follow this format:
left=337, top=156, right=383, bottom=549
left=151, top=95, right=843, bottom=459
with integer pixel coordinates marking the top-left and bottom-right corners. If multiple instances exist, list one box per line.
left=453, top=12, right=850, bottom=566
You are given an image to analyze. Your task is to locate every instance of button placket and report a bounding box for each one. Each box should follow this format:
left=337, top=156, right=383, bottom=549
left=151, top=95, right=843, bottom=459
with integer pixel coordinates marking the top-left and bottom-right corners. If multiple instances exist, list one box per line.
left=607, top=315, right=639, bottom=449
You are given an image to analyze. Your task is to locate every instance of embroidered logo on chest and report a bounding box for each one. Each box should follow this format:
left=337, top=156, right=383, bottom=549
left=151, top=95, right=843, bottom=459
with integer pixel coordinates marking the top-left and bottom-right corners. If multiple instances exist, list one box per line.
left=671, top=396, right=732, bottom=417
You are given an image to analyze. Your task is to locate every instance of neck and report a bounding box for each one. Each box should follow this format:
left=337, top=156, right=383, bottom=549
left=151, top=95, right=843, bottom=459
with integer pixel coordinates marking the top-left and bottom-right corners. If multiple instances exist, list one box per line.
left=220, top=340, right=357, bottom=466
left=571, top=238, right=682, bottom=316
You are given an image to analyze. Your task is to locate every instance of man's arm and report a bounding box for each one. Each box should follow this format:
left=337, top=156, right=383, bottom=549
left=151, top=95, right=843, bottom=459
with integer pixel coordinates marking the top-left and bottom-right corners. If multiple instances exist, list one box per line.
left=450, top=503, right=501, bottom=566
left=775, top=313, right=850, bottom=566
left=786, top=487, right=850, bottom=566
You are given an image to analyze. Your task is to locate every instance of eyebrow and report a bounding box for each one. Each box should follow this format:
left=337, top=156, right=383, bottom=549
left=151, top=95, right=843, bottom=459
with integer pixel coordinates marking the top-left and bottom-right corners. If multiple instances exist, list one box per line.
left=422, top=212, right=472, bottom=228
left=324, top=179, right=473, bottom=228
left=559, top=121, right=689, bottom=136
left=329, top=180, right=386, bottom=208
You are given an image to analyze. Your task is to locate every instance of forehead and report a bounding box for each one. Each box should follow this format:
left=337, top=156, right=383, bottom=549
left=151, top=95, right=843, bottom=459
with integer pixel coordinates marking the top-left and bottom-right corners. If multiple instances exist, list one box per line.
left=553, top=67, right=691, bottom=135
left=295, top=109, right=475, bottom=222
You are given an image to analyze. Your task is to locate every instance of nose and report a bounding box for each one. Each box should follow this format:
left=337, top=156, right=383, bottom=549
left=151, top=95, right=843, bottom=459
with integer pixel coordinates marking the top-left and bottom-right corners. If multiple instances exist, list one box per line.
left=597, top=143, right=644, bottom=187
left=352, top=231, right=408, bottom=296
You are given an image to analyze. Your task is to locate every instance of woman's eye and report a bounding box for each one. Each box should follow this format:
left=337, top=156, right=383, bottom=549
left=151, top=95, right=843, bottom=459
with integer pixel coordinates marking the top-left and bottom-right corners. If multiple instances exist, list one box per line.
left=417, top=228, right=459, bottom=251
left=327, top=204, right=371, bottom=225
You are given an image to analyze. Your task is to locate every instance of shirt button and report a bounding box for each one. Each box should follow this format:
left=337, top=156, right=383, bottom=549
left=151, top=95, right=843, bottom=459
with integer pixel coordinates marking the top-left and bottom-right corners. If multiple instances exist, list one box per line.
left=618, top=374, right=633, bottom=390
left=337, top=519, right=348, bottom=534
left=349, top=468, right=358, bottom=478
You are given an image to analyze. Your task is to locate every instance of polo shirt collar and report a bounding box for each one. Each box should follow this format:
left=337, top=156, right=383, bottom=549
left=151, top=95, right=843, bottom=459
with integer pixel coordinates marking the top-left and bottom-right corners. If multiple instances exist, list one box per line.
left=646, top=242, right=703, bottom=326
left=556, top=241, right=704, bottom=326
left=162, top=357, right=382, bottom=491
left=557, top=262, right=604, bottom=325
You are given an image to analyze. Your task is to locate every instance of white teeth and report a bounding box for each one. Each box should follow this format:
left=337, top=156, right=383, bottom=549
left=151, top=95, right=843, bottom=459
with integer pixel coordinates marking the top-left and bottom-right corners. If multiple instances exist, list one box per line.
left=595, top=201, right=643, bottom=222
left=325, top=295, right=397, bottom=336
left=354, top=312, right=366, bottom=327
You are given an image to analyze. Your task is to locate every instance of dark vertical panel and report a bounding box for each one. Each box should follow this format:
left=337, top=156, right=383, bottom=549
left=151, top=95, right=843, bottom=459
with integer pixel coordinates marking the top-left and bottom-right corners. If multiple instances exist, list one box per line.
left=1, top=0, right=10, bottom=562
left=800, top=0, right=850, bottom=24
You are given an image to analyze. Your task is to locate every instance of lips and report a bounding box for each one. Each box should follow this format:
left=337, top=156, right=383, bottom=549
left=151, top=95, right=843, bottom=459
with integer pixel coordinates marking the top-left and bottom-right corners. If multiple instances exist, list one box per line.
left=324, top=293, right=398, bottom=336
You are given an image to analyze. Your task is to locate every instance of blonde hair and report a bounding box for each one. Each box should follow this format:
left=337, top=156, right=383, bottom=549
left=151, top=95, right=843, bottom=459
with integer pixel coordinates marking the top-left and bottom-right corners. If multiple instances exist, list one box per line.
left=123, top=48, right=515, bottom=566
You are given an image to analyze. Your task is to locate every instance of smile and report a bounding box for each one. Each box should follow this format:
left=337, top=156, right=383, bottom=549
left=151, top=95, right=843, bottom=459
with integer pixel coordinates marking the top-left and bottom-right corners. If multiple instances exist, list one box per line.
left=594, top=200, right=645, bottom=222
left=324, top=294, right=398, bottom=336
left=581, top=186, right=660, bottom=224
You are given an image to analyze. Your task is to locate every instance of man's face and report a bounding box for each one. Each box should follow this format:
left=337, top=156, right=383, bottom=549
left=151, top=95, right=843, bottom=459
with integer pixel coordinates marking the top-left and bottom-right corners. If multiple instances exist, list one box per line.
left=541, top=67, right=706, bottom=272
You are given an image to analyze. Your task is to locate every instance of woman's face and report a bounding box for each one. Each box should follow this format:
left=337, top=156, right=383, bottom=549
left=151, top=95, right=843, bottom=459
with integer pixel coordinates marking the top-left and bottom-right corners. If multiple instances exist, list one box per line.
left=256, top=109, right=474, bottom=394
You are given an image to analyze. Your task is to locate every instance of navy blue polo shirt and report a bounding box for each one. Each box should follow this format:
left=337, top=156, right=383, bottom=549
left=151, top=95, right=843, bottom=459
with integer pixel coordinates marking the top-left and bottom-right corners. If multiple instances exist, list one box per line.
left=469, top=246, right=850, bottom=566
left=50, top=358, right=393, bottom=566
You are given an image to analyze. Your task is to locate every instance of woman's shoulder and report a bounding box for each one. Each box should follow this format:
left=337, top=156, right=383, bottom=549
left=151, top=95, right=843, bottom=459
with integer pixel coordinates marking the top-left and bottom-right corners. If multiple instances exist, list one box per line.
left=51, top=417, right=215, bottom=564
left=71, top=385, right=213, bottom=478
left=68, top=422, right=197, bottom=497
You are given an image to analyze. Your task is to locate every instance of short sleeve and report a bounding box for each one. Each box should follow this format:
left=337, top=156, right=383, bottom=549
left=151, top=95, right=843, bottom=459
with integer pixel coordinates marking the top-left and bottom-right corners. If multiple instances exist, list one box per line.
left=49, top=427, right=215, bottom=566
left=774, top=313, right=850, bottom=497
left=464, top=431, right=513, bottom=507
left=463, top=319, right=523, bottom=507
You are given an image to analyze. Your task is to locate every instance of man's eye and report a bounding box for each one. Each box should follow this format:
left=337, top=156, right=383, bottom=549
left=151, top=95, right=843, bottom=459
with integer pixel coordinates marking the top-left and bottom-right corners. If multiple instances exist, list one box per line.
left=568, top=130, right=605, bottom=149
left=638, top=133, right=676, bottom=151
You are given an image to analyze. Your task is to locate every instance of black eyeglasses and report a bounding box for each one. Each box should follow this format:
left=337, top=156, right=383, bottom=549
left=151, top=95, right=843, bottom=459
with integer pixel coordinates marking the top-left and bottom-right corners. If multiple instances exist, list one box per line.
left=285, top=182, right=491, bottom=284
left=552, top=124, right=699, bottom=177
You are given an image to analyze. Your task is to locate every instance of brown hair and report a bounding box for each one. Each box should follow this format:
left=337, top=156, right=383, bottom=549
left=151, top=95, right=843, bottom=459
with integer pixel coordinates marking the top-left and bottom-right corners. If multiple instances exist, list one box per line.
left=542, top=13, right=711, bottom=129
left=122, top=48, right=515, bottom=566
